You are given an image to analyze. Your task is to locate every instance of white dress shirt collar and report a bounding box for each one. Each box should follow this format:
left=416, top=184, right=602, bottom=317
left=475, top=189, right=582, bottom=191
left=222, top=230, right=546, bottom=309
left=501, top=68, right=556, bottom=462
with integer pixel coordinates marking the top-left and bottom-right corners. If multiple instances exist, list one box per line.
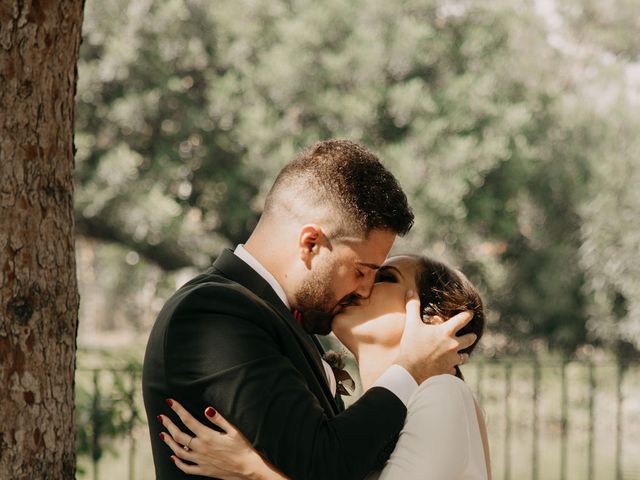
left=233, top=244, right=337, bottom=395
left=233, top=244, right=290, bottom=309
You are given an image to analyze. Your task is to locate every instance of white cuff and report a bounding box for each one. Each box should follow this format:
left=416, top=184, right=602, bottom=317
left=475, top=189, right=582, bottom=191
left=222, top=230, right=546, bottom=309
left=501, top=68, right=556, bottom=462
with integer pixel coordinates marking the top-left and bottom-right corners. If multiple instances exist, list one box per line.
left=372, top=364, right=418, bottom=406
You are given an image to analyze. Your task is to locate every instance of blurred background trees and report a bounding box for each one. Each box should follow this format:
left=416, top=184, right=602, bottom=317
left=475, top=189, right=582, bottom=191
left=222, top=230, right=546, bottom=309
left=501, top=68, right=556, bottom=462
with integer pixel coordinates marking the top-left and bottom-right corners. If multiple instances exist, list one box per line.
left=73, top=0, right=640, bottom=358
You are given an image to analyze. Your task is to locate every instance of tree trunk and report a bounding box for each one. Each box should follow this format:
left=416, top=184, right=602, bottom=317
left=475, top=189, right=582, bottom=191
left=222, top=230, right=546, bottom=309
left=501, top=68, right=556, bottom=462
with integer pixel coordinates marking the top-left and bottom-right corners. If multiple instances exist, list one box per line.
left=0, top=1, right=84, bottom=478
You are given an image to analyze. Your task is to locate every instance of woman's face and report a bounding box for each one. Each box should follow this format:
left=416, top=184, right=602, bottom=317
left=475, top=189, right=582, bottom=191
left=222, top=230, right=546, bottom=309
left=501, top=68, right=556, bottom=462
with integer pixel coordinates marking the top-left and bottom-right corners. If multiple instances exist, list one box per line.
left=332, top=255, right=421, bottom=353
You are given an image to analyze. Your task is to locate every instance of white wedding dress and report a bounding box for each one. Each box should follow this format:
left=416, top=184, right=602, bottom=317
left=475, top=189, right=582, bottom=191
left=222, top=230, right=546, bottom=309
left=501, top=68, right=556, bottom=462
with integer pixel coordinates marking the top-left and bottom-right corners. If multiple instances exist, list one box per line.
left=366, top=374, right=488, bottom=480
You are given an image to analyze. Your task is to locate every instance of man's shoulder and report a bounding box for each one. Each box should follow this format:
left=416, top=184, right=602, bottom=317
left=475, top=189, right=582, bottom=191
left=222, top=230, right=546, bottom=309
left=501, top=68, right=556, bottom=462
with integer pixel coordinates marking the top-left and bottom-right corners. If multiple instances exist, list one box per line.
left=146, top=268, right=284, bottom=356
left=165, top=268, right=266, bottom=315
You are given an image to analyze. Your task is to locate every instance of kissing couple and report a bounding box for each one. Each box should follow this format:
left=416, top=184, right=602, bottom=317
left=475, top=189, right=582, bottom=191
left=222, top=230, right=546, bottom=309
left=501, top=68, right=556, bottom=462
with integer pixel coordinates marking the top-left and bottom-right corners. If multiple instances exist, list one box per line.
left=143, top=139, right=491, bottom=479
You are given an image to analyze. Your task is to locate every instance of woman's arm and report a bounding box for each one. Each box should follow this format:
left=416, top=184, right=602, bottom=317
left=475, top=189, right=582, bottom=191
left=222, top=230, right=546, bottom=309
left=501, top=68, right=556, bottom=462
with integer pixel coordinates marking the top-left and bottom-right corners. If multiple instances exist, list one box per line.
left=377, top=374, right=488, bottom=480
left=473, top=399, right=492, bottom=480
left=158, top=399, right=289, bottom=480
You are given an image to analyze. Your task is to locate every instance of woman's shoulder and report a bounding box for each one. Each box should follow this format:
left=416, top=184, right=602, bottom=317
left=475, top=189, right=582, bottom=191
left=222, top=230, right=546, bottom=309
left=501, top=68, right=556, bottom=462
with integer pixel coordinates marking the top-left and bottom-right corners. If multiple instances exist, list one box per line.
left=418, top=373, right=472, bottom=393
left=408, top=374, right=475, bottom=410
left=397, top=375, right=489, bottom=480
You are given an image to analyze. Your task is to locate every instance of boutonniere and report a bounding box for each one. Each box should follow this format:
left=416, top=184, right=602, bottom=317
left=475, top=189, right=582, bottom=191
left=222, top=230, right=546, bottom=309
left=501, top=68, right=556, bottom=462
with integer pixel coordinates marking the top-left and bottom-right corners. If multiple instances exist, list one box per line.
left=322, top=350, right=356, bottom=396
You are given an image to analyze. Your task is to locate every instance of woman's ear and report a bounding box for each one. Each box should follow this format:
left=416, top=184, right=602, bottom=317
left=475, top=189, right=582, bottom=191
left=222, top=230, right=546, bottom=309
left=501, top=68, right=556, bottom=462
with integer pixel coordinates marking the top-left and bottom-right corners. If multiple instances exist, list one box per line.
left=298, top=224, right=325, bottom=268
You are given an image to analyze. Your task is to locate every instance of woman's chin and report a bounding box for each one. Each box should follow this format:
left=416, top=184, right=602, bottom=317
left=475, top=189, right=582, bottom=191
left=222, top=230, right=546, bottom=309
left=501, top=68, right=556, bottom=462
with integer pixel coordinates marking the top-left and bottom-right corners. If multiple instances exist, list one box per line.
left=332, top=303, right=355, bottom=322
left=330, top=314, right=355, bottom=344
left=330, top=314, right=347, bottom=335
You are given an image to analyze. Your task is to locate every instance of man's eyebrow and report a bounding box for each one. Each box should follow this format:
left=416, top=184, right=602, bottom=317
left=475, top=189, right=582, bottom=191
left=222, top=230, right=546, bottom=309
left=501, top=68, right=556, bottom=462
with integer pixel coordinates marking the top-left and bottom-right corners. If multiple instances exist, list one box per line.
left=355, top=261, right=382, bottom=270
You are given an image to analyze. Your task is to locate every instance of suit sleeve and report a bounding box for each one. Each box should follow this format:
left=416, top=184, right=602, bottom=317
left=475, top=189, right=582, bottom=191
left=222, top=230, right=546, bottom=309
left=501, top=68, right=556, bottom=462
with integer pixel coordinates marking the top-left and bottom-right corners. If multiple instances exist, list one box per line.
left=164, top=285, right=406, bottom=480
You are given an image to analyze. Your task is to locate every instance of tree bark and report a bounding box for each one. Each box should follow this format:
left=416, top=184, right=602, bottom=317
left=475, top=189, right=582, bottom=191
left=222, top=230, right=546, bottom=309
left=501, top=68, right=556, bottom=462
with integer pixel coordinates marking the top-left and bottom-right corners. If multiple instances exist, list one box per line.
left=0, top=0, right=84, bottom=478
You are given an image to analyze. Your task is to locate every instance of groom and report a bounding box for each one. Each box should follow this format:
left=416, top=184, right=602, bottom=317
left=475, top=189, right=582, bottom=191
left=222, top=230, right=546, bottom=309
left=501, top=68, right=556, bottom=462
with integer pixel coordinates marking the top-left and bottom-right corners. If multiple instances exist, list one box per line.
left=143, top=139, right=475, bottom=479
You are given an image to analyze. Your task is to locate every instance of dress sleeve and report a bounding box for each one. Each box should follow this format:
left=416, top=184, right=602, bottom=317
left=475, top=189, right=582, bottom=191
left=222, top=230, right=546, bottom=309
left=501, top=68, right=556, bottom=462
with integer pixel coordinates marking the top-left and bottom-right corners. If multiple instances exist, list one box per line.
left=376, top=374, right=479, bottom=480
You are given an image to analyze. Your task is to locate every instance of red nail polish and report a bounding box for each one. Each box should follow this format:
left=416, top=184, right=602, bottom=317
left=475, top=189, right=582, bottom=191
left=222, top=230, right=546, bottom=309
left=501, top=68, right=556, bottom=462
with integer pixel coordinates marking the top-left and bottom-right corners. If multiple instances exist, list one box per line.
left=166, top=398, right=173, bottom=407
left=156, top=415, right=162, bottom=423
left=205, top=407, right=216, bottom=418
left=159, top=432, right=165, bottom=441
left=171, top=456, right=176, bottom=463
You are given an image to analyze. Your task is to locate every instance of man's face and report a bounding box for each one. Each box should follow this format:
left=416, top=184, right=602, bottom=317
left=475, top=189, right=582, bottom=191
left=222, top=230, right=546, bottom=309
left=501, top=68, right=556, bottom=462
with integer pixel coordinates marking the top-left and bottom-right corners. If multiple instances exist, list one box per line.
left=294, top=229, right=396, bottom=334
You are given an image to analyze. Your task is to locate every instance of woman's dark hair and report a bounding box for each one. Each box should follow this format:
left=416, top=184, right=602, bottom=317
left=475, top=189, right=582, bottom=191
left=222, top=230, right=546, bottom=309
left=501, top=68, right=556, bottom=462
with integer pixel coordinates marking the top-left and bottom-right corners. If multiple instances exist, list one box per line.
left=413, top=256, right=485, bottom=380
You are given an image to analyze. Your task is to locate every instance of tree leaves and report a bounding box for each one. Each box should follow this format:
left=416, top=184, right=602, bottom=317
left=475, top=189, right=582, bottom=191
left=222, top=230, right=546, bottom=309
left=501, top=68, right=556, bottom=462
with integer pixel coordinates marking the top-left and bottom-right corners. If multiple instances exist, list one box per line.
left=75, top=0, right=640, bottom=354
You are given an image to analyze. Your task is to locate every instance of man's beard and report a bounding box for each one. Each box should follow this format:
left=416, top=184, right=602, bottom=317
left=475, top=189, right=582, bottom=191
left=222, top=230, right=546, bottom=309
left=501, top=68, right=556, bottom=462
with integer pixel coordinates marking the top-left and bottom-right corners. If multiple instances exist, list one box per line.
left=294, top=261, right=342, bottom=335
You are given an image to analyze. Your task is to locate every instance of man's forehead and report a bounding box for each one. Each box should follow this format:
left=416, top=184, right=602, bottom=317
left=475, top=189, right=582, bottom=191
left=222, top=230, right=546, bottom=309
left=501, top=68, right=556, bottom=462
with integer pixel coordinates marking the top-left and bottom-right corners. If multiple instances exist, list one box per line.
left=344, top=231, right=394, bottom=258
left=350, top=243, right=393, bottom=268
left=342, top=244, right=385, bottom=266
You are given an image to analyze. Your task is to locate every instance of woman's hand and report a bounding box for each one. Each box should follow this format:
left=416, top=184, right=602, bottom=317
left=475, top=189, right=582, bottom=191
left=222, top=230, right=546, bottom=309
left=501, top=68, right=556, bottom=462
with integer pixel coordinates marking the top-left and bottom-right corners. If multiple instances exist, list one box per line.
left=158, top=399, right=288, bottom=480
left=396, top=291, right=475, bottom=382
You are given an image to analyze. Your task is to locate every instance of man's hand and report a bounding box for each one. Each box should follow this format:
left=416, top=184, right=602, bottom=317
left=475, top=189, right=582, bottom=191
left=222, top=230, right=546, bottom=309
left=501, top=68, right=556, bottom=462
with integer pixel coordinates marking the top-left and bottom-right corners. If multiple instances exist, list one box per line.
left=395, top=290, right=476, bottom=384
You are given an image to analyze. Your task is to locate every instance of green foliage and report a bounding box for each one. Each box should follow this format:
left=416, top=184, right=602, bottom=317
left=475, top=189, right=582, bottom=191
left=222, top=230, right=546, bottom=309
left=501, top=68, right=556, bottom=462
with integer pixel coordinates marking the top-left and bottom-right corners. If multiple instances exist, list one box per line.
left=75, top=0, right=640, bottom=355
left=578, top=101, right=640, bottom=356
left=558, top=0, right=640, bottom=61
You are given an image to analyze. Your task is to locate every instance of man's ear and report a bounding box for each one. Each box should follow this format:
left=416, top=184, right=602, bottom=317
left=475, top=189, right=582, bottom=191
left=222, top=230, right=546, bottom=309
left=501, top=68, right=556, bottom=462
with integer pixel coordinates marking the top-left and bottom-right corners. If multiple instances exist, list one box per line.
left=298, top=224, right=325, bottom=267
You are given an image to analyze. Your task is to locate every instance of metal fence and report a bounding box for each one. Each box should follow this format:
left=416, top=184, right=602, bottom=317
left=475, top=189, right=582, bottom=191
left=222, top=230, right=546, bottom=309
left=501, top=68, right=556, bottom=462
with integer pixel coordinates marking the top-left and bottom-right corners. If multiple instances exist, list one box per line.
left=464, top=360, right=640, bottom=480
left=75, top=359, right=640, bottom=480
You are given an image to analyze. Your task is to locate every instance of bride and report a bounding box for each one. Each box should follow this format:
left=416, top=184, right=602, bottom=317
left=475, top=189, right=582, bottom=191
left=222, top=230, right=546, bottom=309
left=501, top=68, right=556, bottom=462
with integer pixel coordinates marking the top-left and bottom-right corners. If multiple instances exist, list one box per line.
left=157, top=254, right=491, bottom=480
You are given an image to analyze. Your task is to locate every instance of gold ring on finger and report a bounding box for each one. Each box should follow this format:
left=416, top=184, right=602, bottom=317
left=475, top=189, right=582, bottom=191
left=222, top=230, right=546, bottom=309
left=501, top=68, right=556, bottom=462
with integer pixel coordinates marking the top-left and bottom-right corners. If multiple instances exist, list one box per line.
left=183, top=436, right=193, bottom=451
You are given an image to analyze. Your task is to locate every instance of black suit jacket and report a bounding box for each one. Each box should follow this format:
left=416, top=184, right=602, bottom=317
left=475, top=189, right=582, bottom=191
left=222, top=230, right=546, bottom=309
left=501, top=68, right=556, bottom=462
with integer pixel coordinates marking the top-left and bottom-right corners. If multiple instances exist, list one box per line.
left=142, top=249, right=406, bottom=480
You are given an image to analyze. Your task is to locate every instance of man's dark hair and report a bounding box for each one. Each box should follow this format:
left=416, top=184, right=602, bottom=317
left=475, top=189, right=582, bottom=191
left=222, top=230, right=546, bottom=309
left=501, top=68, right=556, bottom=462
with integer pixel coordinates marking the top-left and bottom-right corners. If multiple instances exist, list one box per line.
left=263, top=139, right=414, bottom=237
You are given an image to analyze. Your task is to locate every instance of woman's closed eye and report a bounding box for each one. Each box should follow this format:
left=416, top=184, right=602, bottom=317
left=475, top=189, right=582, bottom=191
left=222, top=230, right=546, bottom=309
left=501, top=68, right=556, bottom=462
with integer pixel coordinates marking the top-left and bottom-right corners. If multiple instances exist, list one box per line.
left=375, top=269, right=398, bottom=283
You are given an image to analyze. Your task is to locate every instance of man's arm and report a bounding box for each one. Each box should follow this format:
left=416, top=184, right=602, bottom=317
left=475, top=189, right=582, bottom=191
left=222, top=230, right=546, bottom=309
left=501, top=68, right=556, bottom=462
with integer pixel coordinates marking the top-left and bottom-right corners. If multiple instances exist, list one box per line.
left=165, top=285, right=406, bottom=480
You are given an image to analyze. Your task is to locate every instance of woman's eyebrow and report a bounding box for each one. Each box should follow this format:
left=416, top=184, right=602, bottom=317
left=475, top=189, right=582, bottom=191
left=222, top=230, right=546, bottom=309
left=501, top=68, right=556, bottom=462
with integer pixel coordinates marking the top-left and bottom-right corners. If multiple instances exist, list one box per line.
left=377, top=265, right=404, bottom=279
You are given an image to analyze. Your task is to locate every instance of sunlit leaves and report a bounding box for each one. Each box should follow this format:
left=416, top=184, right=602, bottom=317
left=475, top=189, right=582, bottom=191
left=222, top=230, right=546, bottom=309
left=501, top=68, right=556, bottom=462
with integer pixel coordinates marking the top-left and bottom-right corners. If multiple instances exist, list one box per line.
left=74, top=0, right=639, bottom=353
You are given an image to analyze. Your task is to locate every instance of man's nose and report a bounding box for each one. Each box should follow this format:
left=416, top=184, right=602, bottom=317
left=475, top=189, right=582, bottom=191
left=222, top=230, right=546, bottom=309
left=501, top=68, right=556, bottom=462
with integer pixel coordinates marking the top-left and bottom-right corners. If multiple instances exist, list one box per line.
left=354, top=276, right=375, bottom=299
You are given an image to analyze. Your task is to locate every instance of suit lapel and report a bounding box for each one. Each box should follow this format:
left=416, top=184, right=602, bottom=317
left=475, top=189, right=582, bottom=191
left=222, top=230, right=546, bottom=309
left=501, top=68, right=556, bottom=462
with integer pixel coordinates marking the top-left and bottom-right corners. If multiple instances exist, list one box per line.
left=211, top=249, right=338, bottom=414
